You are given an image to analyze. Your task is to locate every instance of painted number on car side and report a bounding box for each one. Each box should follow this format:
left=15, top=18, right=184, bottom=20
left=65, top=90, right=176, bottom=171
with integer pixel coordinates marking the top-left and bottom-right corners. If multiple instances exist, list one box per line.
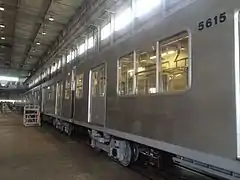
left=198, top=12, right=227, bottom=31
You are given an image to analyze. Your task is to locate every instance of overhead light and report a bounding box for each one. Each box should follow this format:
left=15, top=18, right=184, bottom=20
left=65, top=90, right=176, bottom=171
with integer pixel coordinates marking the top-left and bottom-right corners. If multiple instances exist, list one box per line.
left=161, top=52, right=167, bottom=57
left=127, top=67, right=146, bottom=74
left=0, top=7, right=4, bottom=11
left=0, top=24, right=5, bottom=28
left=175, top=74, right=182, bottom=78
left=42, top=32, right=46, bottom=35
left=168, top=50, right=175, bottom=55
left=150, top=56, right=156, bottom=60
left=1, top=36, right=5, bottom=40
left=137, top=67, right=145, bottom=72
left=161, top=50, right=175, bottom=57
left=36, top=42, right=40, bottom=45
left=48, top=17, right=54, bottom=21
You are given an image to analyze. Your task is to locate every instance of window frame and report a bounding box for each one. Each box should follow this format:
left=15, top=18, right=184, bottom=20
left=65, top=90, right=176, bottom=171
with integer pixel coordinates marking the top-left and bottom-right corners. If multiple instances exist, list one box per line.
left=117, top=51, right=135, bottom=96
left=135, top=44, right=158, bottom=95
left=158, top=31, right=191, bottom=94
left=101, top=23, right=111, bottom=40
left=114, top=7, right=133, bottom=32
left=87, top=36, right=94, bottom=49
left=117, top=31, right=191, bottom=97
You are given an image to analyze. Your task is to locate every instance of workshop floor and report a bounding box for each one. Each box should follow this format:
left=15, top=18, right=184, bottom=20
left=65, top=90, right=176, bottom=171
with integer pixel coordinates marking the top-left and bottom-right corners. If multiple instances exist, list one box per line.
left=0, top=113, right=147, bottom=180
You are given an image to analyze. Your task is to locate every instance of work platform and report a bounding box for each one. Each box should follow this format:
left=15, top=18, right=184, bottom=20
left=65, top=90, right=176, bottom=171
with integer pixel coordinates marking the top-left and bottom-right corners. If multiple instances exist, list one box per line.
left=0, top=113, right=146, bottom=180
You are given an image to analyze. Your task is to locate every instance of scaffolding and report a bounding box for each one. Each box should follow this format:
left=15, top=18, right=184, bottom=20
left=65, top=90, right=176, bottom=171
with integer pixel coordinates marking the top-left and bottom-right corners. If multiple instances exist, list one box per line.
left=23, top=105, right=41, bottom=127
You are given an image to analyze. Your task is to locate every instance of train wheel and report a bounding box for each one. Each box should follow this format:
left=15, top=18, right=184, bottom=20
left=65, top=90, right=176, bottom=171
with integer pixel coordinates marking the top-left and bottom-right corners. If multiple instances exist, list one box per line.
left=119, top=141, right=132, bottom=167
left=65, top=123, right=73, bottom=136
left=131, top=143, right=139, bottom=163
left=53, top=118, right=56, bottom=127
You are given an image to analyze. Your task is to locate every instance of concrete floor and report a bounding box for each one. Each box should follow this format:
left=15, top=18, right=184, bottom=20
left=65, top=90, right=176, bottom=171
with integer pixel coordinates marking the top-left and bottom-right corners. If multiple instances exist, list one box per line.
left=0, top=113, right=147, bottom=180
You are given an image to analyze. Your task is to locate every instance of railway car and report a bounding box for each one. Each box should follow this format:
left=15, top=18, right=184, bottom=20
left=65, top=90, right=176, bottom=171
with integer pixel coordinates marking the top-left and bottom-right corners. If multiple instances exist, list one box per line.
left=21, top=0, right=240, bottom=179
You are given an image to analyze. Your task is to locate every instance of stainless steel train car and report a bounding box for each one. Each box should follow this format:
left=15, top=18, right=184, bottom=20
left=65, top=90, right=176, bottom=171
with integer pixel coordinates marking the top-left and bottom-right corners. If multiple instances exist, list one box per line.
left=21, top=1, right=240, bottom=179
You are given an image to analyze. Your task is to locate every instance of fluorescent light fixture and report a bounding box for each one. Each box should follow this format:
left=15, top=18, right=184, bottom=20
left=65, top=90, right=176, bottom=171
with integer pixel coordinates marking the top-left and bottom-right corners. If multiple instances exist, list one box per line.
left=127, top=67, right=145, bottom=74
left=115, top=7, right=133, bottom=31
left=175, top=74, right=182, bottom=78
left=101, top=23, right=111, bottom=40
left=135, top=0, right=162, bottom=18
left=150, top=56, right=156, bottom=60
left=1, top=36, right=5, bottom=40
left=137, top=67, right=145, bottom=72
left=128, top=69, right=134, bottom=73
left=161, top=52, right=167, bottom=56
left=0, top=24, right=5, bottom=28
left=36, top=42, right=40, bottom=45
left=87, top=36, right=94, bottom=49
left=0, top=7, right=4, bottom=11
left=168, top=50, right=175, bottom=55
left=0, top=76, right=19, bottom=82
left=48, top=17, right=54, bottom=21
left=78, top=43, right=85, bottom=55
left=161, top=50, right=175, bottom=57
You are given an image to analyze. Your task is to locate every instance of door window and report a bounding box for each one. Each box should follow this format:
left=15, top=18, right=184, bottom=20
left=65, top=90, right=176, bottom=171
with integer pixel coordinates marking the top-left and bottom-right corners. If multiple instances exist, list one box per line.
left=91, top=66, right=106, bottom=97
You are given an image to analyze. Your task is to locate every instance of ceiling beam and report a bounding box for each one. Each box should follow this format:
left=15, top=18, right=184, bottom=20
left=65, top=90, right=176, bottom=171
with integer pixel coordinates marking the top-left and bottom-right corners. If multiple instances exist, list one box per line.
left=20, top=0, right=53, bottom=67
left=13, top=36, right=52, bottom=46
left=10, top=0, right=21, bottom=68
left=3, top=3, right=68, bottom=26
left=29, top=0, right=107, bottom=77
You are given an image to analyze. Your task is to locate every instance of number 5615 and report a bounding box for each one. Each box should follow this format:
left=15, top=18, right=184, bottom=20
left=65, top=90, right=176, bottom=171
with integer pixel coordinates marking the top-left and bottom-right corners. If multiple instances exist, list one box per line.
left=198, top=12, right=227, bottom=31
